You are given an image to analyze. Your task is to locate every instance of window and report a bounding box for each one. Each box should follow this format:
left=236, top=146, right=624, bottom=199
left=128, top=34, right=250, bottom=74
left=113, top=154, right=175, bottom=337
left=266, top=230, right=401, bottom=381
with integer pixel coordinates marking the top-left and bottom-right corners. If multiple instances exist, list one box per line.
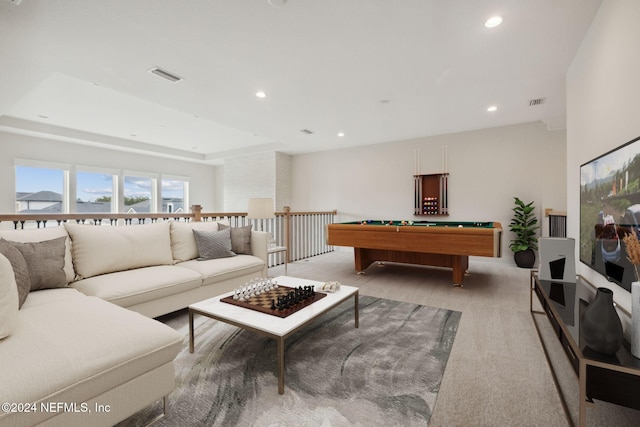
left=161, top=178, right=188, bottom=213
left=15, top=165, right=66, bottom=213
left=13, top=161, right=191, bottom=216
left=123, top=174, right=154, bottom=213
left=76, top=171, right=116, bottom=213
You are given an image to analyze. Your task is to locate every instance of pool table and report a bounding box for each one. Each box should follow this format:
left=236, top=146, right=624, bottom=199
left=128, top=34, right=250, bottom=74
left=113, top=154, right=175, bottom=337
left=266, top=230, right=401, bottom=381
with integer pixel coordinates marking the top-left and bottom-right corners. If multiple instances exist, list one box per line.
left=326, top=220, right=502, bottom=286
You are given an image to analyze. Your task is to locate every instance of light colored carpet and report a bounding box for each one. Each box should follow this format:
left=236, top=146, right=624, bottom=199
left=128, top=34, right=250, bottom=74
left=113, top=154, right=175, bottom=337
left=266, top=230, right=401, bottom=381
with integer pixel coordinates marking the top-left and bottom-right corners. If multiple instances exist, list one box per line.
left=123, top=251, right=640, bottom=426
left=119, top=294, right=460, bottom=426
left=270, top=251, right=640, bottom=426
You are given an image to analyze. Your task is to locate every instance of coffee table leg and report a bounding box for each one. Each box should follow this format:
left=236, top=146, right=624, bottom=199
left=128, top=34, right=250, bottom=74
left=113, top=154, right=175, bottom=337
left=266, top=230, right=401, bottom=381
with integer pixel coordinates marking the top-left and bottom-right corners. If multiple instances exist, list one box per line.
left=354, top=291, right=359, bottom=328
left=189, top=309, right=195, bottom=353
left=277, top=337, right=285, bottom=394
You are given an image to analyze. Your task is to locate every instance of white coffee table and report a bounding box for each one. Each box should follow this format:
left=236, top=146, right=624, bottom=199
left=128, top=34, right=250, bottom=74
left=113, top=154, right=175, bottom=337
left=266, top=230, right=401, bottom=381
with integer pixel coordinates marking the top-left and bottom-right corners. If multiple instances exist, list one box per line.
left=188, top=276, right=359, bottom=394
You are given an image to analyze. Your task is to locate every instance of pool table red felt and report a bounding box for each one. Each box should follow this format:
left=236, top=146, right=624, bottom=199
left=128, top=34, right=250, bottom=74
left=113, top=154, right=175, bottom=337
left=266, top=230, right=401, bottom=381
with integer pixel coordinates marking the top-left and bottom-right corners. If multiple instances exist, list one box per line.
left=326, top=221, right=502, bottom=286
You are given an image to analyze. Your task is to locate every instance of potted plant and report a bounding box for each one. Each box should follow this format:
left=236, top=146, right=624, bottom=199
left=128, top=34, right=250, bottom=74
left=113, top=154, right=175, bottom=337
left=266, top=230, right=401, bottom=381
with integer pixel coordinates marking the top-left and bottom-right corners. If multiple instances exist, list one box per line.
left=509, top=197, right=539, bottom=268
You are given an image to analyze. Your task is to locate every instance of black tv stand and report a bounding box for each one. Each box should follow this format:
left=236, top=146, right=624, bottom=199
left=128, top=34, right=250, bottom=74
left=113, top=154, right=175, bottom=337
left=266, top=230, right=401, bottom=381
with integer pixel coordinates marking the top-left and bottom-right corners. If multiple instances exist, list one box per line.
left=530, top=271, right=640, bottom=426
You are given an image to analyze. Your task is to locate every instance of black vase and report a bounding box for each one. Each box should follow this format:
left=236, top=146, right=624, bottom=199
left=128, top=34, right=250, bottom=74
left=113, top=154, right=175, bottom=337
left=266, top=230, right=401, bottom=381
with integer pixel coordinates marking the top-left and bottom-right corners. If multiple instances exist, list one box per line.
left=514, top=249, right=536, bottom=268
left=580, top=287, right=623, bottom=355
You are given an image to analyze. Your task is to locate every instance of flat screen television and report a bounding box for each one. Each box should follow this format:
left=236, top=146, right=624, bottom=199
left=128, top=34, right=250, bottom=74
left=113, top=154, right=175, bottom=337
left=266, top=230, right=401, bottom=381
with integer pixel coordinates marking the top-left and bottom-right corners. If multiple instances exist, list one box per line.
left=580, top=135, right=640, bottom=292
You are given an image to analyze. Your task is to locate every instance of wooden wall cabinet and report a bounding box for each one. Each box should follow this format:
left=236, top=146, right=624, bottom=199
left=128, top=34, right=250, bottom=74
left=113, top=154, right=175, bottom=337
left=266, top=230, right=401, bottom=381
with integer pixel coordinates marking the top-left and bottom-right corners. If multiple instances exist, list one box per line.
left=414, top=173, right=449, bottom=216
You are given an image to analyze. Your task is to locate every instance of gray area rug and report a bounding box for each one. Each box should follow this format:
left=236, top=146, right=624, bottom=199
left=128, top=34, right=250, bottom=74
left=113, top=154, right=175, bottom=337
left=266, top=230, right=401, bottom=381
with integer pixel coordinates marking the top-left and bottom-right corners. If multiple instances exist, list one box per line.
left=119, top=296, right=461, bottom=426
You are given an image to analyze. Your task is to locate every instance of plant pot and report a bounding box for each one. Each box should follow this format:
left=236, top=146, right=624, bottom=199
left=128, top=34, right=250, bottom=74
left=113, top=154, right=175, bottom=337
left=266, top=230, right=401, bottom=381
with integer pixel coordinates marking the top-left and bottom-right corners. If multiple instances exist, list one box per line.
left=514, top=249, right=536, bottom=268
left=580, top=287, right=623, bottom=355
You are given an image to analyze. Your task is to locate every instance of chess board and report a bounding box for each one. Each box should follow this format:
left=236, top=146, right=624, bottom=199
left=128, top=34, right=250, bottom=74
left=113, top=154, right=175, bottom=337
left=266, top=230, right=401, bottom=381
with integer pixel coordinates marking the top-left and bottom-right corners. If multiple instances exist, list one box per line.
left=220, top=285, right=327, bottom=318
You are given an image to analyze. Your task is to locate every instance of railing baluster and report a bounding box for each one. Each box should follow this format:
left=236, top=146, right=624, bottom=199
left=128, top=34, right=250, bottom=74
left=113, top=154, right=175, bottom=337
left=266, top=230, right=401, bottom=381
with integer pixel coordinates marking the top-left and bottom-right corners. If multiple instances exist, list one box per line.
left=0, top=207, right=336, bottom=265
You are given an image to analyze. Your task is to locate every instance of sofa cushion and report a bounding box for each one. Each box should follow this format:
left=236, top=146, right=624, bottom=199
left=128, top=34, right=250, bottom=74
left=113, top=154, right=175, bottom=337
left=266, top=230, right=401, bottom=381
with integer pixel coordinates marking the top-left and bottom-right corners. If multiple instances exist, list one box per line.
left=0, top=288, right=182, bottom=416
left=66, top=222, right=174, bottom=279
left=3, top=236, right=68, bottom=292
left=0, top=240, right=31, bottom=308
left=0, top=253, right=19, bottom=339
left=218, top=223, right=253, bottom=254
left=72, top=265, right=202, bottom=308
left=193, top=228, right=236, bottom=260
left=0, top=226, right=75, bottom=283
left=169, top=221, right=219, bottom=262
left=178, top=254, right=265, bottom=286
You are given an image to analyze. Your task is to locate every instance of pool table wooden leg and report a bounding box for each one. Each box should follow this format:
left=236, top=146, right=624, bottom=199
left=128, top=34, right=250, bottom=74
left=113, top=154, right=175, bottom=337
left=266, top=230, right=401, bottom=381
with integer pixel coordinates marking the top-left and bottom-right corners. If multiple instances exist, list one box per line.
left=452, top=255, right=469, bottom=287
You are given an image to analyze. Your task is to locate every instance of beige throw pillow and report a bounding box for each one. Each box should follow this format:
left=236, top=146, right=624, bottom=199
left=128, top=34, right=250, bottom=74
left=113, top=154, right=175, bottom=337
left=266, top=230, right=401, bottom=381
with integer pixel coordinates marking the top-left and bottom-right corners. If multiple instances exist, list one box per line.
left=169, top=221, right=219, bottom=262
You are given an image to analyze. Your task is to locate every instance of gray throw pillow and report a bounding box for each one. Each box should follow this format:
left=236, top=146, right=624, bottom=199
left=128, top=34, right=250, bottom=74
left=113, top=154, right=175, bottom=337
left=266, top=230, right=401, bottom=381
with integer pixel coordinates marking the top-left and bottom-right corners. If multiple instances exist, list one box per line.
left=0, top=239, right=31, bottom=309
left=193, top=228, right=237, bottom=260
left=217, top=223, right=252, bottom=254
left=6, top=236, right=68, bottom=291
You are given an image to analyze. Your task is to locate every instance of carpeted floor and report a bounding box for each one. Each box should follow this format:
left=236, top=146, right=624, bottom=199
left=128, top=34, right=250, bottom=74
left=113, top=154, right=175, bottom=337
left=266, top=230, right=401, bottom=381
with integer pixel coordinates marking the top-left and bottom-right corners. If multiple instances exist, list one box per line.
left=119, top=252, right=640, bottom=426
left=119, top=295, right=461, bottom=426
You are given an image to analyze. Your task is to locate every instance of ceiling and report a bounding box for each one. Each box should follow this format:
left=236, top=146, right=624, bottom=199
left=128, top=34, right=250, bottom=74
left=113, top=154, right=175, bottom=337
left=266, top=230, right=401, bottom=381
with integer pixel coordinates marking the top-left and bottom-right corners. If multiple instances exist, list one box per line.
left=0, top=0, right=602, bottom=165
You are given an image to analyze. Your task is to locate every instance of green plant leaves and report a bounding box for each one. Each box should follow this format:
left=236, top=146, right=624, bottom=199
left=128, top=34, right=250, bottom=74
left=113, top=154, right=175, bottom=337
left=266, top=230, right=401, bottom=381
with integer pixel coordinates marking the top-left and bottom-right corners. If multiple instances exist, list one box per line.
left=509, top=196, right=539, bottom=252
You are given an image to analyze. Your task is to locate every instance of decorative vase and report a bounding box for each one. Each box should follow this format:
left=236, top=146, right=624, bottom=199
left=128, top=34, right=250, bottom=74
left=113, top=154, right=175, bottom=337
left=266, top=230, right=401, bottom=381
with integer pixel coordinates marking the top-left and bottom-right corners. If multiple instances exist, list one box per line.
left=632, top=282, right=640, bottom=359
left=514, top=249, right=536, bottom=269
left=580, top=287, right=623, bottom=355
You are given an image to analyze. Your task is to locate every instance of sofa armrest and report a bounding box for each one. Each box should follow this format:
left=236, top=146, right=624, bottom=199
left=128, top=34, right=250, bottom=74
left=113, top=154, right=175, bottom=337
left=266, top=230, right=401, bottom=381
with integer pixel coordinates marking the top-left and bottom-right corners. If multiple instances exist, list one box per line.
left=250, top=231, right=270, bottom=265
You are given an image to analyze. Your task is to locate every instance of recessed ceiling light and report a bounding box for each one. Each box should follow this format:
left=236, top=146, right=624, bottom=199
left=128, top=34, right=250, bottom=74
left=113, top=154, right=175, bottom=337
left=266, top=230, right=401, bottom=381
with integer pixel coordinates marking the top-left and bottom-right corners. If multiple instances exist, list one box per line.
left=337, top=132, right=345, bottom=137
left=487, top=105, right=498, bottom=112
left=485, top=16, right=503, bottom=28
left=256, top=91, right=267, bottom=98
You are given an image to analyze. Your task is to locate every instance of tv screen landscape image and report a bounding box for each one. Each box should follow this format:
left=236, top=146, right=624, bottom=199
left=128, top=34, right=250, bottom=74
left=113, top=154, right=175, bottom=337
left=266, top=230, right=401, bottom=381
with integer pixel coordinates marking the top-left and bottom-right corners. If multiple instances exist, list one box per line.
left=580, top=135, right=640, bottom=292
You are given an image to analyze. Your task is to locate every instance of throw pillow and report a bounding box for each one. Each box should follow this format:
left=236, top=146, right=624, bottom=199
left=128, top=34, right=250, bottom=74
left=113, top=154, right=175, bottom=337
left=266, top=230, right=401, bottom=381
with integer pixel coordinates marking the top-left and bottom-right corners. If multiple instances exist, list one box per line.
left=217, top=223, right=253, bottom=254
left=193, top=228, right=236, bottom=260
left=0, top=239, right=31, bottom=308
left=169, top=221, right=219, bottom=262
left=0, top=253, right=19, bottom=339
left=6, top=236, right=68, bottom=291
left=0, top=226, right=76, bottom=283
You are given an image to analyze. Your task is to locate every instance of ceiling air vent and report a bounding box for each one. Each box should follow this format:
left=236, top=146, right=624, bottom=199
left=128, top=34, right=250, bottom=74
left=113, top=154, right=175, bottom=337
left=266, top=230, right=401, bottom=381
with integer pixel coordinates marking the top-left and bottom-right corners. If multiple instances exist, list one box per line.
left=300, top=129, right=314, bottom=135
left=148, top=67, right=183, bottom=83
left=529, top=97, right=546, bottom=107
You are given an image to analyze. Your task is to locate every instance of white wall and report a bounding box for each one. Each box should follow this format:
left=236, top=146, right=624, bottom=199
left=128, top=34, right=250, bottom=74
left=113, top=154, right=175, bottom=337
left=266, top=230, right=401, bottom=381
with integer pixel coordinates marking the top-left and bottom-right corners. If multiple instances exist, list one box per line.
left=223, top=152, right=291, bottom=212
left=567, top=0, right=640, bottom=310
left=291, top=121, right=567, bottom=261
left=0, top=131, right=217, bottom=213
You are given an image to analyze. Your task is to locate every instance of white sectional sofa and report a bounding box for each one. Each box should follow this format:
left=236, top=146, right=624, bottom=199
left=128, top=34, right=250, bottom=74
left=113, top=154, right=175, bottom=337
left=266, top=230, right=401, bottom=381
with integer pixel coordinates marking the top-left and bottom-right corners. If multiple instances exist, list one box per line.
left=0, top=220, right=269, bottom=427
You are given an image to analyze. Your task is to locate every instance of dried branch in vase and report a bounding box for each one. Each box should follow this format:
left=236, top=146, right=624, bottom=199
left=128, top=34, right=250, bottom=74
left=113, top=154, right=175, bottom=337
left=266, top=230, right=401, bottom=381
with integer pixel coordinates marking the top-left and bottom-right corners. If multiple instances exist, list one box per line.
left=623, top=232, right=640, bottom=281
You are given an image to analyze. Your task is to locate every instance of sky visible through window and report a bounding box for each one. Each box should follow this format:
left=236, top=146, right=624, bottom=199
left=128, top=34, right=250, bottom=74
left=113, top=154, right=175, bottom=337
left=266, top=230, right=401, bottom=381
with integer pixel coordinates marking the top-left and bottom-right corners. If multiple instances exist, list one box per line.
left=76, top=171, right=112, bottom=202
left=16, top=166, right=63, bottom=194
left=17, top=166, right=184, bottom=201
